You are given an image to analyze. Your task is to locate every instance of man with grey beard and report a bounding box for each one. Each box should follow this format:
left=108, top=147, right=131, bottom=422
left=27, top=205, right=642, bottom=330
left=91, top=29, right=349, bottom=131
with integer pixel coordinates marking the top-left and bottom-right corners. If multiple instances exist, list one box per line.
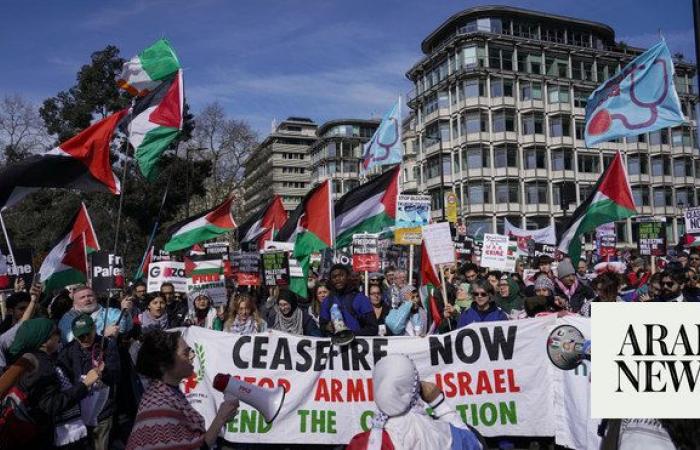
left=57, top=285, right=133, bottom=343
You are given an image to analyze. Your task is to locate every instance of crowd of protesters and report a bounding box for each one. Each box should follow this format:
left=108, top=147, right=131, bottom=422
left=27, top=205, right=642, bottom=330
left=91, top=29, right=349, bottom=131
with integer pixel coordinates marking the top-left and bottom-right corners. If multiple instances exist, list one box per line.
left=0, top=245, right=699, bottom=450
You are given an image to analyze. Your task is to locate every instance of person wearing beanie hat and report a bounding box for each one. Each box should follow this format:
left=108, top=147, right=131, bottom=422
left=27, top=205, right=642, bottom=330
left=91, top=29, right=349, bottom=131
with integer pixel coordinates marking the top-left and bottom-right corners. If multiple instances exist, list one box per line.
left=553, top=258, right=595, bottom=313
left=347, top=354, right=483, bottom=450
left=534, top=275, right=555, bottom=296
left=319, top=264, right=378, bottom=336
left=8, top=318, right=102, bottom=449
left=266, top=289, right=321, bottom=336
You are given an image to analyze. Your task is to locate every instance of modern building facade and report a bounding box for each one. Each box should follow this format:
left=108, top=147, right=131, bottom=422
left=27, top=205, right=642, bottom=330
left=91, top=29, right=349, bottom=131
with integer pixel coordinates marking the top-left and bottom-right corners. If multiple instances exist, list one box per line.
left=243, top=117, right=317, bottom=217
left=308, top=119, right=380, bottom=199
left=405, top=5, right=698, bottom=245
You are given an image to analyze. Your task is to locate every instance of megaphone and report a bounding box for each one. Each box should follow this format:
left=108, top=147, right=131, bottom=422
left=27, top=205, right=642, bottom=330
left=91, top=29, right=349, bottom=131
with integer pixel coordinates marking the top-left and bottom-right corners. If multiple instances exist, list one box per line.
left=212, top=374, right=285, bottom=423
left=546, top=325, right=591, bottom=370
left=330, top=303, right=354, bottom=346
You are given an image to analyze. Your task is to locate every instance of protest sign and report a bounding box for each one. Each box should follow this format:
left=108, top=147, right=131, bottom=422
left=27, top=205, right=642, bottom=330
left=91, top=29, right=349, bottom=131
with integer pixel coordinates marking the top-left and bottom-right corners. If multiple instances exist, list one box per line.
left=231, top=253, right=261, bottom=286
left=421, top=222, right=455, bottom=266
left=352, top=234, right=379, bottom=272
left=264, top=240, right=295, bottom=252
left=147, top=261, right=186, bottom=293
left=0, top=248, right=34, bottom=289
left=684, top=207, right=700, bottom=234
left=394, top=227, right=422, bottom=246
left=186, top=258, right=227, bottom=307
left=181, top=316, right=590, bottom=446
left=635, top=217, right=666, bottom=256
left=204, top=241, right=230, bottom=258
left=595, top=223, right=616, bottom=258
left=481, top=233, right=511, bottom=271
left=90, top=251, right=123, bottom=293
left=262, top=251, right=289, bottom=286
left=396, top=195, right=430, bottom=228
left=445, top=192, right=458, bottom=223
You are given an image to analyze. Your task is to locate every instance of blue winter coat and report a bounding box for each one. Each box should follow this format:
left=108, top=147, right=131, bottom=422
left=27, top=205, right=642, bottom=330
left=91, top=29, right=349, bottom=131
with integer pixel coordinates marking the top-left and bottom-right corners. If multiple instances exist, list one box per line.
left=457, top=301, right=508, bottom=328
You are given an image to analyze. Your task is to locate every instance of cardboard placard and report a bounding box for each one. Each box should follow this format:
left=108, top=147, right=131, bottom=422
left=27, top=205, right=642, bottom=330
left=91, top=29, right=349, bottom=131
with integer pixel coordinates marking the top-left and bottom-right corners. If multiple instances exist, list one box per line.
left=0, top=248, right=34, bottom=289
left=636, top=218, right=666, bottom=256
left=262, top=251, right=289, bottom=286
left=394, top=227, right=422, bottom=246
left=396, top=195, right=431, bottom=228
left=481, top=233, right=511, bottom=271
left=90, top=251, right=124, bottom=293
left=147, top=261, right=187, bottom=293
left=422, top=222, right=456, bottom=266
left=684, top=207, right=700, bottom=234
left=231, top=253, right=261, bottom=286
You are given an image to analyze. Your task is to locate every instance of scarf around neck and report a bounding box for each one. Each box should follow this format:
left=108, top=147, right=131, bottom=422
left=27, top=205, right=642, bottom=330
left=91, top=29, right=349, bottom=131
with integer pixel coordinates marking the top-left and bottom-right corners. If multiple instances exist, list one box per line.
left=229, top=316, right=258, bottom=334
left=273, top=306, right=304, bottom=335
left=139, top=311, right=168, bottom=331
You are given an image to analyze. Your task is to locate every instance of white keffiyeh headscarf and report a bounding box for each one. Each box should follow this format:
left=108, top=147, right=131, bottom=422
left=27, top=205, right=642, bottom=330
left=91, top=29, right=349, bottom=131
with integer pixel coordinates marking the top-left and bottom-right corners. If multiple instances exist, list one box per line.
left=368, top=354, right=453, bottom=450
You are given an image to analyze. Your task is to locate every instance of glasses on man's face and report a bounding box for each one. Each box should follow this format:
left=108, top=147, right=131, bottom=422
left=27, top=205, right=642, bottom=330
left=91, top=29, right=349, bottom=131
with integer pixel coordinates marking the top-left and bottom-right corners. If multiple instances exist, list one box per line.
left=662, top=281, right=677, bottom=288
left=690, top=257, right=700, bottom=261
left=472, top=292, right=488, bottom=297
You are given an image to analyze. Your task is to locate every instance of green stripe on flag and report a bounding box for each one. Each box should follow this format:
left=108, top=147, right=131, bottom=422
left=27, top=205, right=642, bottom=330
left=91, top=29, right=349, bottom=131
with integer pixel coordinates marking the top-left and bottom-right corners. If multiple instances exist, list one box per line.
left=136, top=126, right=179, bottom=180
left=293, top=231, right=329, bottom=259
left=165, top=224, right=232, bottom=252
left=44, top=268, right=86, bottom=293
left=567, top=198, right=636, bottom=262
left=335, top=212, right=392, bottom=249
left=290, top=254, right=311, bottom=299
left=141, top=39, right=181, bottom=81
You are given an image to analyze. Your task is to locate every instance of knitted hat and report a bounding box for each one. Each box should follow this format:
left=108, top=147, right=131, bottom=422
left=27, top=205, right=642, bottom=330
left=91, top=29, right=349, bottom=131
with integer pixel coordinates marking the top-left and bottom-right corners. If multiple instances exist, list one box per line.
left=9, top=318, right=55, bottom=357
left=534, top=275, right=554, bottom=293
left=557, top=259, right=576, bottom=279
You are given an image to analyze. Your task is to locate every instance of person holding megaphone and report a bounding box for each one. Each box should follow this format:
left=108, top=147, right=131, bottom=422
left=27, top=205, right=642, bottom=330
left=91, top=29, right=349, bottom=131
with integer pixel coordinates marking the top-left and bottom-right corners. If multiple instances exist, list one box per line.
left=126, top=330, right=239, bottom=450
left=319, top=264, right=378, bottom=339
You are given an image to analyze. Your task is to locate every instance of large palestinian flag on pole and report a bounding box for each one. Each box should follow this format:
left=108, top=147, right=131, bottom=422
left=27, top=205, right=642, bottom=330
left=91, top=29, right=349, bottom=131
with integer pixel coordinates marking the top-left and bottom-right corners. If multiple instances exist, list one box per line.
left=334, top=164, right=400, bottom=248
left=164, top=196, right=236, bottom=252
left=0, top=110, right=127, bottom=210
left=117, top=39, right=181, bottom=97
left=557, top=152, right=636, bottom=263
left=277, top=181, right=333, bottom=298
left=122, top=70, right=183, bottom=180
left=39, top=203, right=100, bottom=291
left=419, top=242, right=443, bottom=333
left=236, top=195, right=287, bottom=249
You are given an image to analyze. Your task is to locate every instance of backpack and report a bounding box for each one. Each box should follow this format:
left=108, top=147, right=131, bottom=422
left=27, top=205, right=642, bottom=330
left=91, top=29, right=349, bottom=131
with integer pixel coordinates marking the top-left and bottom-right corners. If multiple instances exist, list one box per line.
left=0, top=354, right=41, bottom=447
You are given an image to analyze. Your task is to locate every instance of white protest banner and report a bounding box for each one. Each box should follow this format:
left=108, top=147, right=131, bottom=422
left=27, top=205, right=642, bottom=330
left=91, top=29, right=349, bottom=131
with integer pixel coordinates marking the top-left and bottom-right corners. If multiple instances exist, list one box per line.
left=481, top=233, right=511, bottom=271
left=421, top=222, right=455, bottom=266
left=264, top=240, right=295, bottom=252
left=180, top=317, right=593, bottom=446
left=684, top=207, right=700, bottom=234
left=147, top=261, right=186, bottom=293
left=396, top=194, right=431, bottom=229
left=186, top=259, right=227, bottom=307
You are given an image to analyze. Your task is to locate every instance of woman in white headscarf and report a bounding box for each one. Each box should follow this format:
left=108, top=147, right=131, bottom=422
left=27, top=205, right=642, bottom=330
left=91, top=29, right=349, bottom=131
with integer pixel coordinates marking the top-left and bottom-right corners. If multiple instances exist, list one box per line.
left=347, top=354, right=483, bottom=450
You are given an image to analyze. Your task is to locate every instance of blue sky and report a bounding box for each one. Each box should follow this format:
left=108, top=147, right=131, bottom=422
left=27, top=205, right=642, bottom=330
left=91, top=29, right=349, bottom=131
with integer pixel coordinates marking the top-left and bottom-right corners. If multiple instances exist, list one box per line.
left=0, top=0, right=695, bottom=137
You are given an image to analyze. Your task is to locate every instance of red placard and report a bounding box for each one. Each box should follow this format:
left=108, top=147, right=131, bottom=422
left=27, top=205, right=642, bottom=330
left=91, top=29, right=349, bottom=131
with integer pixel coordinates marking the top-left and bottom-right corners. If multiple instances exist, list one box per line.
left=352, top=253, right=380, bottom=272
left=236, top=272, right=261, bottom=286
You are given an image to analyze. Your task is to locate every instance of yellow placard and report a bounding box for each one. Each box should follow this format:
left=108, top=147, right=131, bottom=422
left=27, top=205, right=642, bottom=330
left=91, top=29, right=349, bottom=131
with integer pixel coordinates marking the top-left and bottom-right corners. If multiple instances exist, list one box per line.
left=394, top=227, right=422, bottom=245
left=446, top=192, right=458, bottom=223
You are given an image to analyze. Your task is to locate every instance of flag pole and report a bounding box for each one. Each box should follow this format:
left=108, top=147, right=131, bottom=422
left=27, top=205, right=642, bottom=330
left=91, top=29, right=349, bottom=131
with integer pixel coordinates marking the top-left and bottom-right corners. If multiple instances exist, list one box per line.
left=133, top=178, right=171, bottom=281
left=0, top=212, right=16, bottom=272
left=113, top=101, right=135, bottom=260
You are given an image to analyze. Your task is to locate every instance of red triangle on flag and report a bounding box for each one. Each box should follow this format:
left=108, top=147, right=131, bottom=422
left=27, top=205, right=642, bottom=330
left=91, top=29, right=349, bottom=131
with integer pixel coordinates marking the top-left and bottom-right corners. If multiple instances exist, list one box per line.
left=149, top=70, right=183, bottom=129
left=598, top=152, right=636, bottom=211
left=205, top=196, right=236, bottom=230
left=258, top=195, right=288, bottom=246
left=301, top=180, right=333, bottom=247
left=62, top=234, right=87, bottom=275
left=379, top=165, right=400, bottom=219
left=420, top=242, right=441, bottom=288
left=69, top=203, right=100, bottom=252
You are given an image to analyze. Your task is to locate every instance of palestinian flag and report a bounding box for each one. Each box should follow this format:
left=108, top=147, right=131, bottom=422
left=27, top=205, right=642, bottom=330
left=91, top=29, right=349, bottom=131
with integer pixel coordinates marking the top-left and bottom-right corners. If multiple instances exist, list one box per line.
left=164, top=196, right=236, bottom=252
left=185, top=257, right=223, bottom=278
left=419, top=242, right=442, bottom=333
left=123, top=70, right=183, bottom=180
left=237, top=195, right=287, bottom=250
left=557, top=152, right=636, bottom=263
left=133, top=245, right=153, bottom=281
left=39, top=203, right=100, bottom=292
left=276, top=181, right=332, bottom=298
left=0, top=110, right=126, bottom=210
left=334, top=165, right=399, bottom=248
left=117, top=38, right=181, bottom=97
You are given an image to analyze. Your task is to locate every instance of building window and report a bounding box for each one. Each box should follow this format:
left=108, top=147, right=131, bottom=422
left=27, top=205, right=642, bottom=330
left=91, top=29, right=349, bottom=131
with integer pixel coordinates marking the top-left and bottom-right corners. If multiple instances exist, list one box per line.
left=488, top=47, right=513, bottom=70
left=522, top=112, right=544, bottom=134
left=548, top=85, right=570, bottom=104
left=578, top=154, right=599, bottom=173
left=495, top=180, right=520, bottom=203
left=520, top=80, right=543, bottom=101
left=492, top=109, right=516, bottom=132
left=631, top=186, right=650, bottom=206
left=651, top=156, right=671, bottom=176
left=573, top=90, right=591, bottom=109
left=463, top=77, right=486, bottom=98
left=462, top=45, right=486, bottom=68
left=627, top=155, right=648, bottom=175
left=673, top=157, right=693, bottom=177
left=524, top=147, right=546, bottom=169
left=579, top=183, right=594, bottom=201
left=549, top=116, right=571, bottom=137
left=525, top=182, right=548, bottom=204
left=467, top=182, right=491, bottom=204
left=464, top=110, right=488, bottom=133
left=672, top=127, right=692, bottom=147
left=653, top=187, right=673, bottom=207
left=597, top=61, right=618, bottom=82
left=463, top=145, right=490, bottom=169
left=517, top=52, right=542, bottom=74
left=649, top=130, right=669, bottom=146
left=574, top=120, right=585, bottom=140
left=494, top=144, right=518, bottom=168
left=551, top=149, right=573, bottom=171
left=627, top=133, right=647, bottom=144
left=572, top=58, right=594, bottom=81
left=490, top=78, right=514, bottom=98
left=546, top=55, right=569, bottom=78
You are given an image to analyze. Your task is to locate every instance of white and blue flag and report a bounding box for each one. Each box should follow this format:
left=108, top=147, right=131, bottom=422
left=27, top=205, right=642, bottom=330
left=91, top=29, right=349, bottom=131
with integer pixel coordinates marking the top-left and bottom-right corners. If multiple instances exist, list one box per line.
left=361, top=99, right=402, bottom=173
left=585, top=40, right=685, bottom=147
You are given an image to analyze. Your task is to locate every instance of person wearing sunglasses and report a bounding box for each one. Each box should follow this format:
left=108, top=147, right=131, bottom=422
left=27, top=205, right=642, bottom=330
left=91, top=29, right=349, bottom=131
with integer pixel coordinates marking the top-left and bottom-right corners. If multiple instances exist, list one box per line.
left=683, top=268, right=700, bottom=302
left=57, top=313, right=121, bottom=450
left=658, top=271, right=685, bottom=302
left=456, top=279, right=507, bottom=328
